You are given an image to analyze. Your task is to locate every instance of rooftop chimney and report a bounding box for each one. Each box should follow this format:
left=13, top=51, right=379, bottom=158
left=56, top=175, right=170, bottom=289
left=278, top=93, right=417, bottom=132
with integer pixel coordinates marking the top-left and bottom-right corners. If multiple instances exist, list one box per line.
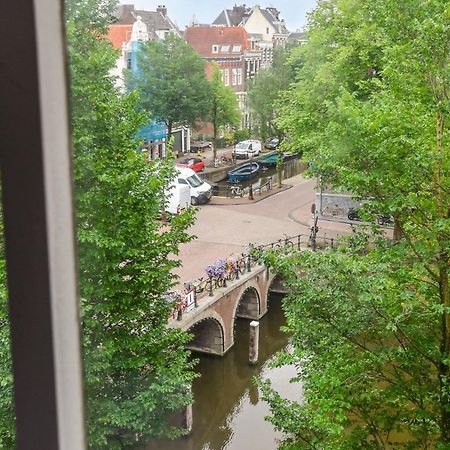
left=117, top=4, right=135, bottom=23
left=157, top=5, right=167, bottom=17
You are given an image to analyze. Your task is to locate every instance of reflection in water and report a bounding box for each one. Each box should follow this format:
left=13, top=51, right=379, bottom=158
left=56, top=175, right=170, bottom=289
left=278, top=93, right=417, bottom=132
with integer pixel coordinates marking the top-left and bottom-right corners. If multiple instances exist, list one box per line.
left=148, top=294, right=302, bottom=450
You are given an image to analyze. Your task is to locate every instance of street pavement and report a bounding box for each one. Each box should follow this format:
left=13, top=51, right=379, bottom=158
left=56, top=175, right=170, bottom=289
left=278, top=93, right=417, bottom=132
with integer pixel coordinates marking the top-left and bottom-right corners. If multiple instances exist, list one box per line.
left=173, top=174, right=354, bottom=286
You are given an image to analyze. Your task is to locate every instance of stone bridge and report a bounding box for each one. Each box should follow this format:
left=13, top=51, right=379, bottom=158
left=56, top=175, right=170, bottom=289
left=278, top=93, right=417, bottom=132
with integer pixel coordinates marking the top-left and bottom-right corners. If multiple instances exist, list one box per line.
left=169, top=264, right=287, bottom=356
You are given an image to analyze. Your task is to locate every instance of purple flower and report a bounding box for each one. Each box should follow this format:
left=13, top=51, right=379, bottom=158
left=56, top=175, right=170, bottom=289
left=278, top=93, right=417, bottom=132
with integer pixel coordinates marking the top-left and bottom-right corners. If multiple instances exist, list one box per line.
left=205, top=259, right=227, bottom=278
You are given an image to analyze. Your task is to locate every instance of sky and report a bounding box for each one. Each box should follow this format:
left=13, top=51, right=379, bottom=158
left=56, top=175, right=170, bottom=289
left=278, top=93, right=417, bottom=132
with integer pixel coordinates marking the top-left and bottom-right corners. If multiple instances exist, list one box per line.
left=120, top=1, right=318, bottom=32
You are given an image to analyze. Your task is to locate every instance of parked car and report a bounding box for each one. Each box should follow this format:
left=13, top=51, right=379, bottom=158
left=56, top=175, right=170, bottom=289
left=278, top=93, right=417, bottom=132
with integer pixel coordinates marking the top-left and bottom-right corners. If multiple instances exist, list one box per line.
left=176, top=167, right=212, bottom=205
left=234, top=140, right=262, bottom=159
left=179, top=157, right=205, bottom=172
left=189, top=141, right=212, bottom=153
left=165, top=181, right=191, bottom=216
left=265, top=137, right=280, bottom=150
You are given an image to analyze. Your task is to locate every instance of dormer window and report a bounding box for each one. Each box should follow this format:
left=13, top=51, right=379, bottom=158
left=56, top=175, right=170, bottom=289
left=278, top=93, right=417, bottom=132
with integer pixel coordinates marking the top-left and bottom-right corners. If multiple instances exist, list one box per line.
left=232, top=45, right=241, bottom=52
left=212, top=45, right=219, bottom=53
left=221, top=45, right=230, bottom=53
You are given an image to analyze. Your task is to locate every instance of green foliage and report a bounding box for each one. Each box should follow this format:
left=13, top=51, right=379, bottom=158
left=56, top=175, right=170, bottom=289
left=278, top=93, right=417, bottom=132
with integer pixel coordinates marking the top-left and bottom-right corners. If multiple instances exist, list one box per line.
left=67, top=1, right=197, bottom=448
left=128, top=34, right=211, bottom=137
left=248, top=46, right=300, bottom=141
left=262, top=246, right=442, bottom=448
left=234, top=128, right=251, bottom=143
left=208, top=62, right=240, bottom=159
left=261, top=0, right=450, bottom=447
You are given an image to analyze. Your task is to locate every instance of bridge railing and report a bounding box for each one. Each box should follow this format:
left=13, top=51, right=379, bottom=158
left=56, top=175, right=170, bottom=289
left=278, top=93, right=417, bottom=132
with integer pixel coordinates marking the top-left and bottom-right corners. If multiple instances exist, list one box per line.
left=168, top=233, right=346, bottom=321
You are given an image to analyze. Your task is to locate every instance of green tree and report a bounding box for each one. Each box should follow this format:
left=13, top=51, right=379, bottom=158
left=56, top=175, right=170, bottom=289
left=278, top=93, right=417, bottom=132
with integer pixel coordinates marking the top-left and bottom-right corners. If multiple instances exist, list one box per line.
left=261, top=0, right=450, bottom=447
left=66, top=1, right=197, bottom=448
left=248, top=46, right=299, bottom=141
left=208, top=63, right=240, bottom=161
left=128, top=34, right=211, bottom=140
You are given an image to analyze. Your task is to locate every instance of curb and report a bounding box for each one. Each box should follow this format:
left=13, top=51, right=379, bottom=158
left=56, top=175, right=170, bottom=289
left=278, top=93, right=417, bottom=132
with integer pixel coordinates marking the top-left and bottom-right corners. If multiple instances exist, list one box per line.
left=206, top=184, right=292, bottom=206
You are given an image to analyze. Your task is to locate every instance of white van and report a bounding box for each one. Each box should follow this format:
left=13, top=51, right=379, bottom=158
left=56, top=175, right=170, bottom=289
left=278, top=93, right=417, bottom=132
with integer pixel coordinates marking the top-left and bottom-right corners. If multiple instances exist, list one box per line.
left=176, top=167, right=212, bottom=205
left=165, top=181, right=191, bottom=215
left=234, top=140, right=262, bottom=159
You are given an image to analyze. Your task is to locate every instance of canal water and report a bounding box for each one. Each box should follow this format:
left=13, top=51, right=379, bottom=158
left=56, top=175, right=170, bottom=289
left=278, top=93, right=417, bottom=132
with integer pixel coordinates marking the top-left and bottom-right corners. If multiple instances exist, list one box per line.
left=214, top=157, right=307, bottom=197
left=148, top=294, right=302, bottom=450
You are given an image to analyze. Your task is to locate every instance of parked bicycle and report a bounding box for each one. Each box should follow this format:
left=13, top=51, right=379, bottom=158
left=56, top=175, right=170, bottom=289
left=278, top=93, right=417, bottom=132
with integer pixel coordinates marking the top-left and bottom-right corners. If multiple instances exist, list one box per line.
left=228, top=185, right=245, bottom=198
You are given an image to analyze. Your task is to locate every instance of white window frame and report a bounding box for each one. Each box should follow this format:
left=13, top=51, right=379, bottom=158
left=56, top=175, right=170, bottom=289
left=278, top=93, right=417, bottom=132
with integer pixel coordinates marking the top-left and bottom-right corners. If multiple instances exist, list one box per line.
left=212, top=44, right=219, bottom=53
left=237, top=68, right=242, bottom=85
left=232, top=68, right=237, bottom=86
left=224, top=69, right=230, bottom=85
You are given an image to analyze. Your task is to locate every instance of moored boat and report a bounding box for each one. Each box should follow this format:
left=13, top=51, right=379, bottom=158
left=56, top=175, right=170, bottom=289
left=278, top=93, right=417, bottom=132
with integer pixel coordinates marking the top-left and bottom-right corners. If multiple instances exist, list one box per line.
left=258, top=154, right=282, bottom=167
left=228, top=162, right=260, bottom=182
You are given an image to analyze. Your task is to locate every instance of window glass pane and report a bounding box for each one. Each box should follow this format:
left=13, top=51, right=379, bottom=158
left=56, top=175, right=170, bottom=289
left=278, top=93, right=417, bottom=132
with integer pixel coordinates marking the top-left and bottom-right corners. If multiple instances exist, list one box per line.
left=65, top=2, right=196, bottom=448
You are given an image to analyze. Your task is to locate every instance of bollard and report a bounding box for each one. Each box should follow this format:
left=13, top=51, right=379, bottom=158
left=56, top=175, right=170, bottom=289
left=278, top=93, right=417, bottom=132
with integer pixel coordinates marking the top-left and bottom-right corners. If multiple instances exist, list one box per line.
left=208, top=275, right=214, bottom=297
left=177, top=303, right=183, bottom=321
left=194, top=289, right=198, bottom=308
left=249, top=321, right=260, bottom=364
left=247, top=253, right=251, bottom=273
left=297, top=234, right=301, bottom=250
left=268, top=176, right=273, bottom=190
left=248, top=183, right=254, bottom=200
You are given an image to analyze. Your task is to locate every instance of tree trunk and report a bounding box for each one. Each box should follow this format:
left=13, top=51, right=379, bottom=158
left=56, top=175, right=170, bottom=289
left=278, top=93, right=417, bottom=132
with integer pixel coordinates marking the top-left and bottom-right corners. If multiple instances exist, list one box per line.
left=213, top=118, right=217, bottom=163
left=166, top=121, right=175, bottom=158
left=393, top=215, right=402, bottom=242
left=434, top=110, right=450, bottom=443
left=277, top=149, right=283, bottom=188
left=212, top=104, right=218, bottom=162
left=440, top=265, right=450, bottom=443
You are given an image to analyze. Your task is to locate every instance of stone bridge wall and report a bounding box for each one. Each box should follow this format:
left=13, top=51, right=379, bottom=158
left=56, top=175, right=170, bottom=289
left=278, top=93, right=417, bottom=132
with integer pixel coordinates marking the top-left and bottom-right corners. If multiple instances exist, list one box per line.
left=169, top=265, right=279, bottom=356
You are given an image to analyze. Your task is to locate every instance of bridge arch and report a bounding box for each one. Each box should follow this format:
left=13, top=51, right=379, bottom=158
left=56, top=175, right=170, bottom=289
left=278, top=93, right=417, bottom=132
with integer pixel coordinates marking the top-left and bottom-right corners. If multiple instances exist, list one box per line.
left=268, top=274, right=289, bottom=295
left=234, top=286, right=261, bottom=320
left=186, top=313, right=225, bottom=356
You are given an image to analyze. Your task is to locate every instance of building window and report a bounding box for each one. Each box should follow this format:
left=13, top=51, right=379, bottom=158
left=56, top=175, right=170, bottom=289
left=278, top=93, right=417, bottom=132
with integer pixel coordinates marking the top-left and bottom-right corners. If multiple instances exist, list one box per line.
left=232, top=68, right=237, bottom=86
left=232, top=44, right=241, bottom=52
left=224, top=69, right=229, bottom=86
left=266, top=27, right=269, bottom=34
left=126, top=51, right=132, bottom=70
left=220, top=70, right=224, bottom=82
left=212, top=44, right=219, bottom=53
left=221, top=45, right=230, bottom=53
left=237, top=68, right=242, bottom=85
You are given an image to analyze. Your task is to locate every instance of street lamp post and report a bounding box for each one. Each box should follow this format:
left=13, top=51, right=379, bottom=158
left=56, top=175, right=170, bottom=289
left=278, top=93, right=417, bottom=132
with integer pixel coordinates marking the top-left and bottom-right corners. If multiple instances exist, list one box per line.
left=310, top=203, right=319, bottom=251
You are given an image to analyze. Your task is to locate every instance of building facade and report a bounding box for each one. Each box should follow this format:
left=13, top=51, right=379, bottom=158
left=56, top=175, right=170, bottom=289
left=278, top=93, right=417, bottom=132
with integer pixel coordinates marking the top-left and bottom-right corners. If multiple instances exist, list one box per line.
left=185, top=25, right=261, bottom=128
left=106, top=12, right=190, bottom=158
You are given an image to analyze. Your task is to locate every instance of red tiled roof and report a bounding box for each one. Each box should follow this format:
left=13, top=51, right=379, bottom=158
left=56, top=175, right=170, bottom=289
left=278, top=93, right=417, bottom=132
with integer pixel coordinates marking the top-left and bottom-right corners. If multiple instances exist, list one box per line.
left=104, top=24, right=133, bottom=49
left=185, top=26, right=250, bottom=58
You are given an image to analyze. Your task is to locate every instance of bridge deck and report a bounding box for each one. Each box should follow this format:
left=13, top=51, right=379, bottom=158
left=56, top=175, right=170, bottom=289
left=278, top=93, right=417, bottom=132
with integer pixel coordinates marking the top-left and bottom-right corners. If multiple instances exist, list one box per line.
left=168, top=265, right=266, bottom=331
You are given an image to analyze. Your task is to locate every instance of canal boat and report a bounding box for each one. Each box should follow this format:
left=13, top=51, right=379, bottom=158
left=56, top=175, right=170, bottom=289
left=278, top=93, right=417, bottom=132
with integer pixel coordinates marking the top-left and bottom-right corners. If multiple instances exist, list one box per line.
left=258, top=154, right=283, bottom=167
left=227, top=162, right=260, bottom=182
